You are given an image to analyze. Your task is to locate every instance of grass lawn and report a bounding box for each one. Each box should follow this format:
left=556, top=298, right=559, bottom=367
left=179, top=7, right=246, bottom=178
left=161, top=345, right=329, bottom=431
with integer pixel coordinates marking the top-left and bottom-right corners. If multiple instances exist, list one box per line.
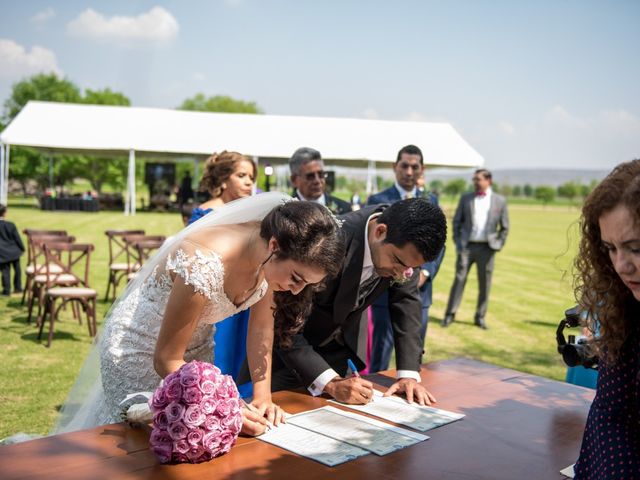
left=0, top=197, right=581, bottom=438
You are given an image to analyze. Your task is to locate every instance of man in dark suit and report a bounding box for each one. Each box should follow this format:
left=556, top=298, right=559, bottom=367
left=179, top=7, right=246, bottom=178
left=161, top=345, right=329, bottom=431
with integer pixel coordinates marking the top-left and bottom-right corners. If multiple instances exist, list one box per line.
left=442, top=169, right=509, bottom=329
left=289, top=147, right=351, bottom=215
left=0, top=204, right=25, bottom=296
left=366, top=145, right=444, bottom=372
left=271, top=198, right=447, bottom=405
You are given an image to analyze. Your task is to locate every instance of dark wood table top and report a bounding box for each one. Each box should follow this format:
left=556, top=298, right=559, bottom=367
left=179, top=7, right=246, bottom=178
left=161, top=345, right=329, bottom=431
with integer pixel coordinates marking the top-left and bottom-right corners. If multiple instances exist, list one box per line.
left=0, top=358, right=594, bottom=479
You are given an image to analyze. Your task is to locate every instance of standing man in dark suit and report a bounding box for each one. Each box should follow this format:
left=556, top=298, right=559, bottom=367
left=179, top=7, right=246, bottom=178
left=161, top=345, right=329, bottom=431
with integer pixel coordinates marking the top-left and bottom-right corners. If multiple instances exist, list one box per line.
left=366, top=145, right=445, bottom=372
left=442, top=168, right=509, bottom=329
left=271, top=198, right=447, bottom=405
left=289, top=147, right=352, bottom=215
left=0, top=204, right=25, bottom=296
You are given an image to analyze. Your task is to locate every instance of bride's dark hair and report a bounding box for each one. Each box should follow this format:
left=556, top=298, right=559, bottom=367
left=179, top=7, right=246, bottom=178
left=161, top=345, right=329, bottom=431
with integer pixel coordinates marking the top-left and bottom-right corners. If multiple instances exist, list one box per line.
left=260, top=201, right=345, bottom=347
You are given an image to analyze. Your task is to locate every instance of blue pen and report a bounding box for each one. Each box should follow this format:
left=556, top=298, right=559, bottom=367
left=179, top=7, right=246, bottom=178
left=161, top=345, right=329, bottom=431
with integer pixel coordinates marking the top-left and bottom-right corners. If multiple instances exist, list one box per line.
left=347, top=359, right=360, bottom=377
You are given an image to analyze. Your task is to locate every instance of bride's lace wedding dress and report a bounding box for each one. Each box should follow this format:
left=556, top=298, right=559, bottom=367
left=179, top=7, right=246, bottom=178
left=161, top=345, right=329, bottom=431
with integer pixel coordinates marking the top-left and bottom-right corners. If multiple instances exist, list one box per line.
left=94, top=242, right=267, bottom=426
left=53, top=192, right=286, bottom=434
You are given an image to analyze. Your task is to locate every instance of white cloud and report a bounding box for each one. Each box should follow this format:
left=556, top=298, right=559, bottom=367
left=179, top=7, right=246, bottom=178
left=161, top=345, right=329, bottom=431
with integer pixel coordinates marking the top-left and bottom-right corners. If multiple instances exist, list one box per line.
left=0, top=39, right=61, bottom=79
left=67, top=6, right=179, bottom=46
left=30, top=7, right=56, bottom=25
left=498, top=121, right=516, bottom=135
left=193, top=72, right=205, bottom=81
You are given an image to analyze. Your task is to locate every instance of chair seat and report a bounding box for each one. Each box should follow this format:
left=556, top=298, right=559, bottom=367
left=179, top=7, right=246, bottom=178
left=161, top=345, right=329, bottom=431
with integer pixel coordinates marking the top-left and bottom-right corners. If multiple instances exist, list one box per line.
left=110, top=262, right=140, bottom=271
left=127, top=272, right=138, bottom=280
left=34, top=273, right=78, bottom=283
left=46, top=287, right=97, bottom=297
left=26, top=263, right=64, bottom=275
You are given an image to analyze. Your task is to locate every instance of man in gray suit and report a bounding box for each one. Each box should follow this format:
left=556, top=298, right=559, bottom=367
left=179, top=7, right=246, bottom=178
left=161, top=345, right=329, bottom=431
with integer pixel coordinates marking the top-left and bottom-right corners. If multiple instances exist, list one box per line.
left=442, top=169, right=509, bottom=329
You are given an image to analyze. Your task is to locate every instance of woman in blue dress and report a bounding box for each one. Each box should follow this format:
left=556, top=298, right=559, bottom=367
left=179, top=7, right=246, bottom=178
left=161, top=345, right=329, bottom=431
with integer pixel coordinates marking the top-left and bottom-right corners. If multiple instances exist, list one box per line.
left=189, top=151, right=257, bottom=396
left=572, top=159, right=640, bottom=479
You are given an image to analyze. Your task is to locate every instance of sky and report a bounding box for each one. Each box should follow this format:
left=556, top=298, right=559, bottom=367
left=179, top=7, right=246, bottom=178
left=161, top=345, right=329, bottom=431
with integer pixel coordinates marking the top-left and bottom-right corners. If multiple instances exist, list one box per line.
left=1, top=1, right=639, bottom=170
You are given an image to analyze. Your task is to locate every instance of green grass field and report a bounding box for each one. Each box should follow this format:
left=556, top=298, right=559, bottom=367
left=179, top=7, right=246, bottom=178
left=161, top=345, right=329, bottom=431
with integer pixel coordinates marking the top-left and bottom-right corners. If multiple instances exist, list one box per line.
left=0, top=197, right=582, bottom=438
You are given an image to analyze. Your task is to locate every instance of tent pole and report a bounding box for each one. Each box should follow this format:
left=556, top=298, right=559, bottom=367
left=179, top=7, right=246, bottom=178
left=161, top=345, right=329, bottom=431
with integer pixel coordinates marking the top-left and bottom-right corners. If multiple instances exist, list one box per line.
left=366, top=159, right=378, bottom=195
left=129, top=149, right=136, bottom=215
left=3, top=144, right=10, bottom=204
left=0, top=143, right=5, bottom=204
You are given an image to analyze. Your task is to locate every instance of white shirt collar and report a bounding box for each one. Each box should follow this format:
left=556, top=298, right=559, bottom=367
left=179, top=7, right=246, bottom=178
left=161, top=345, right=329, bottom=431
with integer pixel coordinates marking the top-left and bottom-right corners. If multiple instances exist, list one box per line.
left=394, top=181, right=417, bottom=199
left=297, top=191, right=326, bottom=206
left=360, top=213, right=380, bottom=284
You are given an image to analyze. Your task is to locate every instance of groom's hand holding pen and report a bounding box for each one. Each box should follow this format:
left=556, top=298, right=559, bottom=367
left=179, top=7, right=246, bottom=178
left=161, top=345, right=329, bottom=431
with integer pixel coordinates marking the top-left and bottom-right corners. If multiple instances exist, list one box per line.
left=323, top=359, right=374, bottom=405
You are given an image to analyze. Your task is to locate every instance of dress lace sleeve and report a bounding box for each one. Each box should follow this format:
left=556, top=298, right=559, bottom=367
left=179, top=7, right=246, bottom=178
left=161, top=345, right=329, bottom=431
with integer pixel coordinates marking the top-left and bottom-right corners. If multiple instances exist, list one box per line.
left=165, top=246, right=225, bottom=301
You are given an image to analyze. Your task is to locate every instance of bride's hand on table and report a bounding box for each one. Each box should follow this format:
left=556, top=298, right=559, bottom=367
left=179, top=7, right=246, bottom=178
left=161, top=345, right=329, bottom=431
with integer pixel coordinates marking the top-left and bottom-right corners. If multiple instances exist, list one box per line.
left=251, top=397, right=286, bottom=426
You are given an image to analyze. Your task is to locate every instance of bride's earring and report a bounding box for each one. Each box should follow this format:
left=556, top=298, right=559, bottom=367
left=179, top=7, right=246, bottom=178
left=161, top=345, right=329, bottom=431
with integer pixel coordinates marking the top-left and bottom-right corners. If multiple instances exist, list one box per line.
left=221, top=183, right=227, bottom=190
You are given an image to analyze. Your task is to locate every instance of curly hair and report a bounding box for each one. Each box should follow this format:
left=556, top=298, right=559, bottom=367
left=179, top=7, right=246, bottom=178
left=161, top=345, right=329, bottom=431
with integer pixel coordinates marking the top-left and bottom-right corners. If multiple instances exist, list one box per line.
left=574, top=158, right=640, bottom=363
left=199, top=151, right=256, bottom=198
left=260, top=201, right=345, bottom=348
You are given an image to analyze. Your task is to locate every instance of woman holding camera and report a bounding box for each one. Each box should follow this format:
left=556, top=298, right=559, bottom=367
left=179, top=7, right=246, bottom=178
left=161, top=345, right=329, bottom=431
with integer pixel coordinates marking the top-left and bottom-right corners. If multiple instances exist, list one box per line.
left=573, top=159, right=640, bottom=479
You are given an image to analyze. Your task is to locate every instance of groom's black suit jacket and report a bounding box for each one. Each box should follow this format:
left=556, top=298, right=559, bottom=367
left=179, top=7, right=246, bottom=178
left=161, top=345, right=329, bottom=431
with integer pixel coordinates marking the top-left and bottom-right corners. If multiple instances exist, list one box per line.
left=274, top=205, right=423, bottom=388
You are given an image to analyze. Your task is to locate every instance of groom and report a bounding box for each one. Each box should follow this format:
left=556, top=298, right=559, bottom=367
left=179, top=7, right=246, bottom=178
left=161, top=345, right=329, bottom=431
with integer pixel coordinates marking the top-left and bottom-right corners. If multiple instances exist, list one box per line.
left=270, top=198, right=447, bottom=405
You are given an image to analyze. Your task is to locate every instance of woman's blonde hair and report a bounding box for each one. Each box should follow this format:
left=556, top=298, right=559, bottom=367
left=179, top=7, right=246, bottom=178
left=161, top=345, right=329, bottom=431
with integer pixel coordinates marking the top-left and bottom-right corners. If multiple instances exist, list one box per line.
left=199, top=151, right=256, bottom=198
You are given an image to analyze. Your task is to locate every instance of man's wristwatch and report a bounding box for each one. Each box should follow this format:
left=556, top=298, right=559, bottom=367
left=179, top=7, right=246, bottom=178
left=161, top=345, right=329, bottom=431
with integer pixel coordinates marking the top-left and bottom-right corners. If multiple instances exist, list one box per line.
left=420, top=269, right=430, bottom=279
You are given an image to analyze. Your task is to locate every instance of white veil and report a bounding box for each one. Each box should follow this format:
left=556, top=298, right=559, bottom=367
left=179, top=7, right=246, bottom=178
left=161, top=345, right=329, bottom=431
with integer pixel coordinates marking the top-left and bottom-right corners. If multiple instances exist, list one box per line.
left=51, top=192, right=292, bottom=434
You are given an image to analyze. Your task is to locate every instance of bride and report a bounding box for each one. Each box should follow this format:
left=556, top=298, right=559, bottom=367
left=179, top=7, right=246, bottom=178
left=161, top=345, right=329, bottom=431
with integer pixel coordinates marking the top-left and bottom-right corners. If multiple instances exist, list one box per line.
left=55, top=192, right=344, bottom=436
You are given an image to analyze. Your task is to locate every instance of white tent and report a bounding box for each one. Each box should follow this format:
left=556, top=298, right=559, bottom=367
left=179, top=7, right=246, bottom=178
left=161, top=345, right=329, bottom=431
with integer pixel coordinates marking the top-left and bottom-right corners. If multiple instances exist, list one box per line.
left=0, top=101, right=484, bottom=213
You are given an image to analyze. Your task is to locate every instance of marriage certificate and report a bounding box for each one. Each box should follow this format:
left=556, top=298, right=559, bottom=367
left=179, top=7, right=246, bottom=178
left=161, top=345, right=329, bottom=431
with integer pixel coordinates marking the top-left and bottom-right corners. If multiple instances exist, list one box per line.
left=258, top=406, right=428, bottom=466
left=331, top=390, right=465, bottom=431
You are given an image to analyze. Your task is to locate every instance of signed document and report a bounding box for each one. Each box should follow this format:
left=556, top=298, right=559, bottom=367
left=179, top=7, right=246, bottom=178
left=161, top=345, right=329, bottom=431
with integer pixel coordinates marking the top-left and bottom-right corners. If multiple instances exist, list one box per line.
left=288, top=406, right=428, bottom=456
left=258, top=406, right=429, bottom=466
left=258, top=422, right=369, bottom=467
left=331, top=390, right=465, bottom=432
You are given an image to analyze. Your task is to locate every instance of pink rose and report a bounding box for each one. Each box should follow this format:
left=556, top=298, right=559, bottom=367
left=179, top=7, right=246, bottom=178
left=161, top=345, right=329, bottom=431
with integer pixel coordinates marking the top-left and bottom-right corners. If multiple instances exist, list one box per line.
left=180, top=373, right=199, bottom=389
left=200, top=379, right=216, bottom=395
left=202, top=431, right=222, bottom=452
left=186, top=445, right=206, bottom=463
left=203, top=415, right=222, bottom=432
left=151, top=443, right=173, bottom=464
left=168, top=421, right=189, bottom=440
left=183, top=404, right=205, bottom=428
left=153, top=411, right=169, bottom=430
left=150, top=387, right=169, bottom=411
left=403, top=267, right=414, bottom=279
left=173, top=439, right=190, bottom=455
left=183, top=386, right=203, bottom=405
left=200, top=397, right=217, bottom=415
left=150, top=428, right=172, bottom=446
left=180, top=362, right=200, bottom=378
left=164, top=376, right=183, bottom=401
left=186, top=427, right=204, bottom=446
left=165, top=401, right=185, bottom=423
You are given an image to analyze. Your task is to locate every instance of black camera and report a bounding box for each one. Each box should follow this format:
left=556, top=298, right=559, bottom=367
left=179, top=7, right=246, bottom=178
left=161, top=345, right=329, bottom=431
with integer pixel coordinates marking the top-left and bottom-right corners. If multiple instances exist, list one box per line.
left=556, top=306, right=598, bottom=369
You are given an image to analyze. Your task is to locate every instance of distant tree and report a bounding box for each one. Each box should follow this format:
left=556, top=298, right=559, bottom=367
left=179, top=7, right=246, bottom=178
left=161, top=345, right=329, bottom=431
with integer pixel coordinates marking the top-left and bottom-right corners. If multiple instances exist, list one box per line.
left=429, top=179, right=444, bottom=195
left=83, top=88, right=131, bottom=106
left=3, top=73, right=81, bottom=123
left=534, top=186, right=555, bottom=205
left=443, top=178, right=467, bottom=198
left=523, top=184, right=533, bottom=197
left=178, top=93, right=262, bottom=114
left=581, top=179, right=598, bottom=199
left=499, top=184, right=512, bottom=197
left=512, top=185, right=522, bottom=197
left=557, top=181, right=579, bottom=203
left=6, top=147, right=48, bottom=195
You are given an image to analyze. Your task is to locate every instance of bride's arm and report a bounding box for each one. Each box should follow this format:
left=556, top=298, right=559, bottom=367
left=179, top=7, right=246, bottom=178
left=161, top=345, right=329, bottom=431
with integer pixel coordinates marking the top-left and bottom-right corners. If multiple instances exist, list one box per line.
left=154, top=274, right=207, bottom=378
left=247, top=288, right=285, bottom=425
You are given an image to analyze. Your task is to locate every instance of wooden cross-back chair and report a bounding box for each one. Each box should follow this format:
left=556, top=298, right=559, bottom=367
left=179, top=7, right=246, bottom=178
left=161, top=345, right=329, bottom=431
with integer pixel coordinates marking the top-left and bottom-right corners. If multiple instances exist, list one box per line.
left=104, top=229, right=145, bottom=301
left=25, top=234, right=76, bottom=324
left=21, top=229, right=69, bottom=306
left=37, top=242, right=97, bottom=348
left=124, top=233, right=166, bottom=268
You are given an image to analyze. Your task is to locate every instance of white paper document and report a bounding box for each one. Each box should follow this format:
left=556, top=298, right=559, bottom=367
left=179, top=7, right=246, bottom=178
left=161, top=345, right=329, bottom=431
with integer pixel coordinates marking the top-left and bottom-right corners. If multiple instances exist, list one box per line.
left=330, top=390, right=465, bottom=432
left=258, top=406, right=429, bottom=466
left=288, top=406, right=429, bottom=456
left=258, top=422, right=369, bottom=467
left=560, top=464, right=575, bottom=478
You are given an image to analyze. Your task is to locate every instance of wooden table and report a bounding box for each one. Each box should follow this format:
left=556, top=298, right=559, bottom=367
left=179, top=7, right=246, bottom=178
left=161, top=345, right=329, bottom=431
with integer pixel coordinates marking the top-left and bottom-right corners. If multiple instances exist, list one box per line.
left=0, top=358, right=594, bottom=479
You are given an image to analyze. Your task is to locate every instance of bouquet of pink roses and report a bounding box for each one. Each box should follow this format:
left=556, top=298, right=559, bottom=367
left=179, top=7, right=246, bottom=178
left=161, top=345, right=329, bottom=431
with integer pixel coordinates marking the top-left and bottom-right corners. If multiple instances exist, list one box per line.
left=148, top=360, right=243, bottom=464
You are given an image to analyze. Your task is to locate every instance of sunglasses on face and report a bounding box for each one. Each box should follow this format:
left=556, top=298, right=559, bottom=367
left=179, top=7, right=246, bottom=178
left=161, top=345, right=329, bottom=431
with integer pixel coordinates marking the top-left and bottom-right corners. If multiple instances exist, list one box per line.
left=301, top=171, right=328, bottom=182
